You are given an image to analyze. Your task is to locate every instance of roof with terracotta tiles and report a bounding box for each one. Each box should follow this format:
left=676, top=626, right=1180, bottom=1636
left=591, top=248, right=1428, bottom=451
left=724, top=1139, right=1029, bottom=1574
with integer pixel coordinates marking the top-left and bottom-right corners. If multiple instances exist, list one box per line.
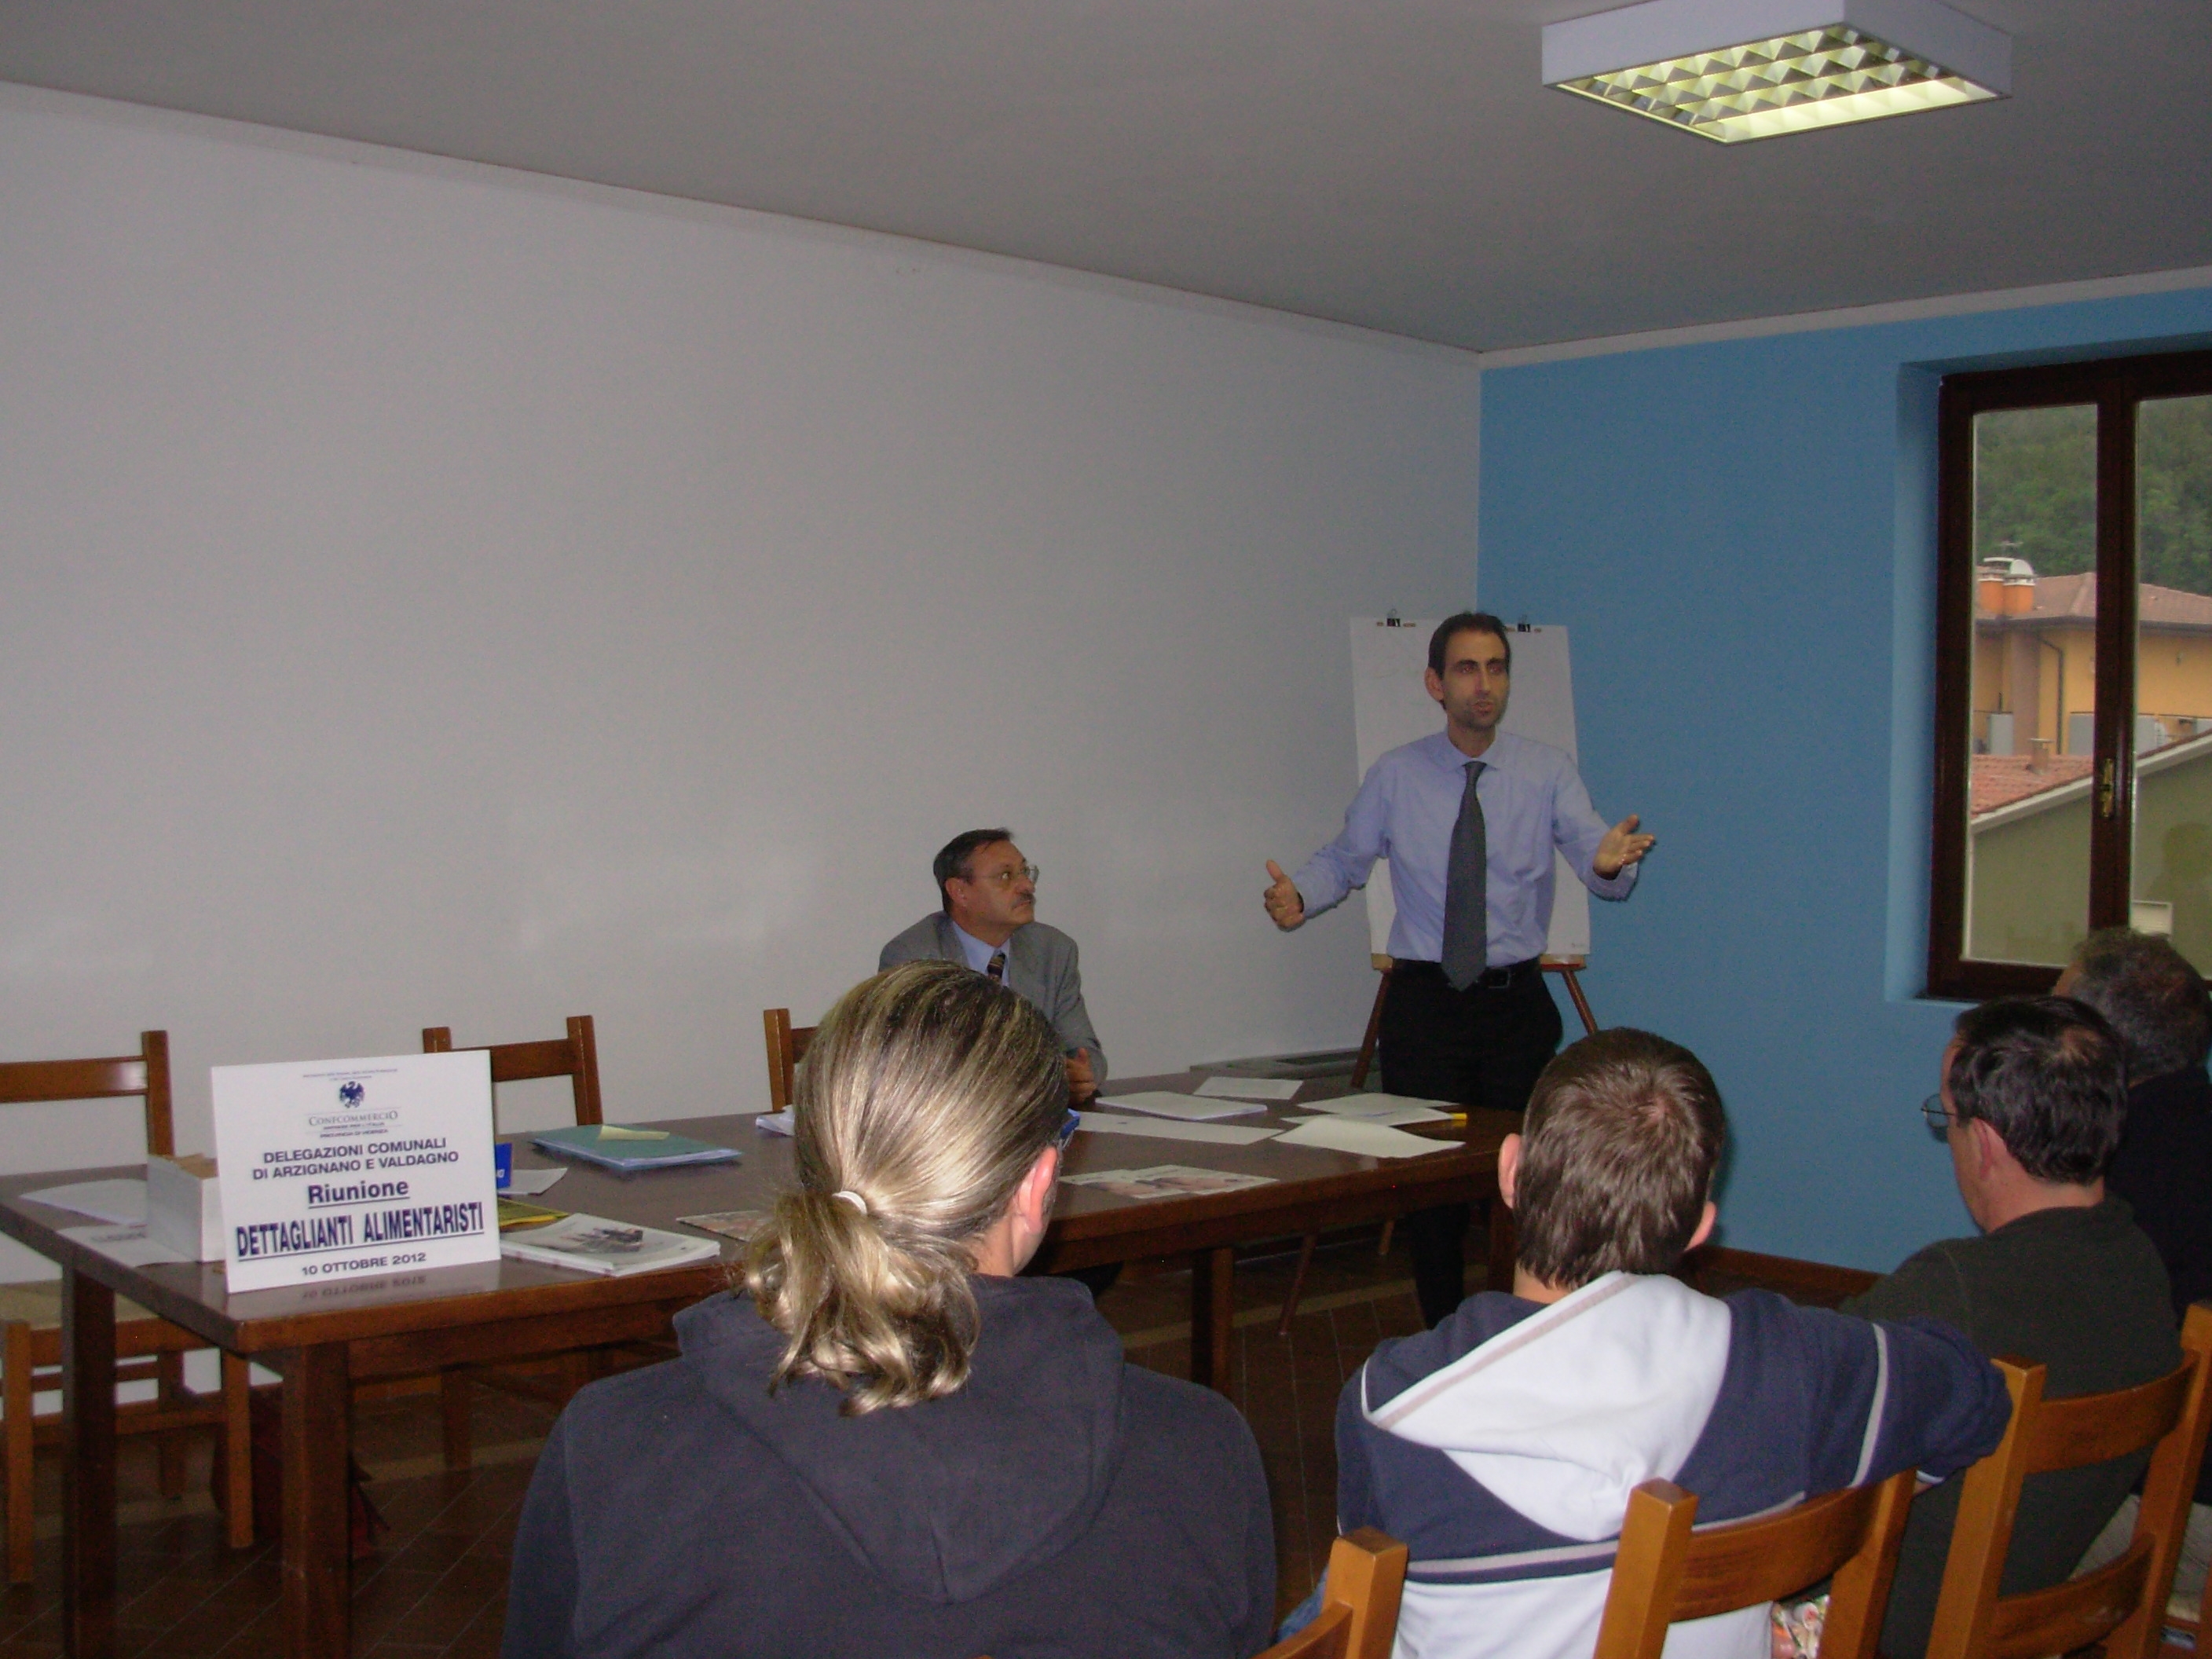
left=1979, top=573, right=2212, bottom=627
left=1971, top=754, right=2094, bottom=815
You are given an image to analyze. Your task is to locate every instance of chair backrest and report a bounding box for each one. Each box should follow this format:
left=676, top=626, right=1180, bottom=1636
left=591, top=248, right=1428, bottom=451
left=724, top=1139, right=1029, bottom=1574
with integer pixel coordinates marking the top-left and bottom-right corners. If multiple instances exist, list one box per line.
left=762, top=1009, right=817, bottom=1114
left=1256, top=1529, right=1408, bottom=1659
left=422, top=1016, right=602, bottom=1126
left=1593, top=1466, right=1919, bottom=1659
left=0, top=1031, right=174, bottom=1158
left=1923, top=1300, right=2212, bottom=1659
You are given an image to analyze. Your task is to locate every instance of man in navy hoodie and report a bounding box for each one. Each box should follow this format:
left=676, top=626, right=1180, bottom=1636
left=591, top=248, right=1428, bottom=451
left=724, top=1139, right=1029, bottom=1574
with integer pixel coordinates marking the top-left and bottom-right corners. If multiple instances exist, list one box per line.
left=1333, top=1027, right=2012, bottom=1659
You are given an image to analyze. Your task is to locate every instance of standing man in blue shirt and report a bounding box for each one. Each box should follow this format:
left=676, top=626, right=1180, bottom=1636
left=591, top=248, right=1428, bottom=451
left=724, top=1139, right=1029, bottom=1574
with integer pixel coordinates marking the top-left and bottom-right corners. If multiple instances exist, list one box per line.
left=1264, top=612, right=1654, bottom=1326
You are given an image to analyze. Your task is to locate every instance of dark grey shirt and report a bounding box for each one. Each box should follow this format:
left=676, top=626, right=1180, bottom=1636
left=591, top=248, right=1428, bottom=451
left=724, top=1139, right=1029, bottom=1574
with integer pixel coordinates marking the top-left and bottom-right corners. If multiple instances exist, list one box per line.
left=1842, top=1198, right=2177, bottom=1659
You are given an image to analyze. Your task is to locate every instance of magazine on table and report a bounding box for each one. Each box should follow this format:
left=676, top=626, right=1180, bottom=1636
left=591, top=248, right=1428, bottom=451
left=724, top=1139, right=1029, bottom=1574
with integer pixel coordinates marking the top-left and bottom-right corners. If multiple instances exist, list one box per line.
left=1063, top=1166, right=1278, bottom=1202
left=498, top=1212, right=723, bottom=1276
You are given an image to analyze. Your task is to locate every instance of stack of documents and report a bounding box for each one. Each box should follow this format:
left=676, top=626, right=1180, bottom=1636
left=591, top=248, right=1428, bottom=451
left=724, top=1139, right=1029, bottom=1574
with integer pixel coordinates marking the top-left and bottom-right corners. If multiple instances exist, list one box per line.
left=500, top=1213, right=722, bottom=1276
left=531, top=1125, right=742, bottom=1171
left=1192, top=1076, right=1303, bottom=1103
left=1296, top=1094, right=1462, bottom=1127
left=24, top=1179, right=148, bottom=1225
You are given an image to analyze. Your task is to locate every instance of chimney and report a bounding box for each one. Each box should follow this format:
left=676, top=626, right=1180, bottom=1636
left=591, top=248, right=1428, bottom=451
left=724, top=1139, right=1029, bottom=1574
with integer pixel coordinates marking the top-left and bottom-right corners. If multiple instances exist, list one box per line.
left=2029, top=737, right=2053, bottom=774
left=2003, top=560, right=2037, bottom=615
left=1977, top=568, right=2005, bottom=613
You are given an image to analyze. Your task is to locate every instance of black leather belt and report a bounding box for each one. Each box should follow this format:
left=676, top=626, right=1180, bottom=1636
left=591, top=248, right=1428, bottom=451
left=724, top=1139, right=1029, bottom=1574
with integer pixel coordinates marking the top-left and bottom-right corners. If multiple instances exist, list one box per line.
left=1397, top=958, right=1541, bottom=991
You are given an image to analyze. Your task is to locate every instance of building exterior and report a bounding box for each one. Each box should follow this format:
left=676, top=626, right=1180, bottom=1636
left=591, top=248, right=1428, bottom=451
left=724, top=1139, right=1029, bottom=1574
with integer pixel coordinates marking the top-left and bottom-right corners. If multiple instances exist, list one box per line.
left=1968, top=558, right=2212, bottom=967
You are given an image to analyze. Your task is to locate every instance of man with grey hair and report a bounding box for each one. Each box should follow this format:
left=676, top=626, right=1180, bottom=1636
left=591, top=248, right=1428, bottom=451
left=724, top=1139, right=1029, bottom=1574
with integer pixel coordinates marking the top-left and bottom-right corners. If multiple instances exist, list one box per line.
left=2060, top=928, right=2212, bottom=1617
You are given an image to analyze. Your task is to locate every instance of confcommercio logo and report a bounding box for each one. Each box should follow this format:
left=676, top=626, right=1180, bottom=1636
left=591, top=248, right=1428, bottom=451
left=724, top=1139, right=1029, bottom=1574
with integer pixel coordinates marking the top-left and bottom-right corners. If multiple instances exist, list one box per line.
left=338, top=1079, right=366, bottom=1108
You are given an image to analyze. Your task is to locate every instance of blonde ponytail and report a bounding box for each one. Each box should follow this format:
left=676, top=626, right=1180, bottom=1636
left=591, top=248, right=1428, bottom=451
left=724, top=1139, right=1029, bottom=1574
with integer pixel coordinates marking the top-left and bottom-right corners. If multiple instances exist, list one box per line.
left=742, top=960, right=1064, bottom=1413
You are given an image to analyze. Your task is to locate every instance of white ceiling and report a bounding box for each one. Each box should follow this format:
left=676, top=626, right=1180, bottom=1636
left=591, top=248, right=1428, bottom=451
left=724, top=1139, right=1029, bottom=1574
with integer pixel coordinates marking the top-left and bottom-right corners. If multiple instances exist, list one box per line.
left=2, top=1, right=2206, bottom=352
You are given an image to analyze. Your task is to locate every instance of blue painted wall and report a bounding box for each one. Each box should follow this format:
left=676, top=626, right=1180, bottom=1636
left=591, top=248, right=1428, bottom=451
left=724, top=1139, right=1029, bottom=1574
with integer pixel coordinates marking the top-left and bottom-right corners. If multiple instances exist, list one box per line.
left=1479, top=285, right=2212, bottom=1271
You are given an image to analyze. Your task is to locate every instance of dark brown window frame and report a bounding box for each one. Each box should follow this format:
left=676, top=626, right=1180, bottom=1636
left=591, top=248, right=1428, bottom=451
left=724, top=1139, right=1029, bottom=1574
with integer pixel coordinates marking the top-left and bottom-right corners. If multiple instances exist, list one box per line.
left=1928, top=346, right=2212, bottom=1001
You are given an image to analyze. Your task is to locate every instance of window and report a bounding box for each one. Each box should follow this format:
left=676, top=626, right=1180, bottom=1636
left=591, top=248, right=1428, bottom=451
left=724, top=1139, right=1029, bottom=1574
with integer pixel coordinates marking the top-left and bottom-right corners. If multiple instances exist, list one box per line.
left=1929, top=347, right=2212, bottom=1000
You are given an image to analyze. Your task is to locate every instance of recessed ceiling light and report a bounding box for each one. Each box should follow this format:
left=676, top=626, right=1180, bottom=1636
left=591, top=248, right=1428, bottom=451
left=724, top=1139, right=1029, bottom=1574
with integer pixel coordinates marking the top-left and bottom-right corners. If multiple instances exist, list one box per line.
left=1542, top=0, right=2012, bottom=142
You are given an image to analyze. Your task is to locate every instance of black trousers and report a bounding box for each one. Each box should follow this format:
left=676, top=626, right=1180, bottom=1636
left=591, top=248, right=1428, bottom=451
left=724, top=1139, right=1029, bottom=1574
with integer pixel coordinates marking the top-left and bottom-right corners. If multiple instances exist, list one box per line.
left=1379, top=961, right=1564, bottom=1328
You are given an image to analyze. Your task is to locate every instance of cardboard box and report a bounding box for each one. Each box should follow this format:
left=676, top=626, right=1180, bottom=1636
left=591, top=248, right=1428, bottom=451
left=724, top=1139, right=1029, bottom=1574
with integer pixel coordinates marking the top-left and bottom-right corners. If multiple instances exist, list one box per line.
left=148, top=1154, right=225, bottom=1261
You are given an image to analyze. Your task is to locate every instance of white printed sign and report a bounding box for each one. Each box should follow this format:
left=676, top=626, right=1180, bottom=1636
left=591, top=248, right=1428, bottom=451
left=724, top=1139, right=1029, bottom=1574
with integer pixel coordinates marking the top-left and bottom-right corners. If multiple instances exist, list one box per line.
left=211, top=1052, right=497, bottom=1293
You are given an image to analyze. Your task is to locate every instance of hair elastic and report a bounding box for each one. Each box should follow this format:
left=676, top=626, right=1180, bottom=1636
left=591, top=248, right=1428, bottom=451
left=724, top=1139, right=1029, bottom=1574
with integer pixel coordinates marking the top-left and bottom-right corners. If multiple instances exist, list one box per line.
left=831, top=1189, right=870, bottom=1215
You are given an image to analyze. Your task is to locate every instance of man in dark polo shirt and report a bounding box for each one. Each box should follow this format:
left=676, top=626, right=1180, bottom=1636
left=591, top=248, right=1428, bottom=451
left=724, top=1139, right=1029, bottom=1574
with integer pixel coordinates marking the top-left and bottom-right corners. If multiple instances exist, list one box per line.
left=1844, top=995, right=2179, bottom=1659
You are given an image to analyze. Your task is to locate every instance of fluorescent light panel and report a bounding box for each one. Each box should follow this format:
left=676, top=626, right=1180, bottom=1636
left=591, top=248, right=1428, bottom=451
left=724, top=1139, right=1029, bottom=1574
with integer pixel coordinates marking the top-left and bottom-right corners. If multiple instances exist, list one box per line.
left=1543, top=0, right=2010, bottom=143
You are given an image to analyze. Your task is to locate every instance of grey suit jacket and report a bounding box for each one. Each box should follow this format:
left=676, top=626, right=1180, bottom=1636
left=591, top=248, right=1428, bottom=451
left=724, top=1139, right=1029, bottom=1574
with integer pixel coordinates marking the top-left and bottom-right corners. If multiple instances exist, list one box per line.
left=877, top=914, right=1107, bottom=1086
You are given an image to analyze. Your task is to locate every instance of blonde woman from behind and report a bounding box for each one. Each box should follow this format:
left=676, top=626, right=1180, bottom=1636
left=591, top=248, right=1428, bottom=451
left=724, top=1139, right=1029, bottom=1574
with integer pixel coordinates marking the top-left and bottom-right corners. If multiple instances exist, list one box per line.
left=502, top=961, right=1275, bottom=1659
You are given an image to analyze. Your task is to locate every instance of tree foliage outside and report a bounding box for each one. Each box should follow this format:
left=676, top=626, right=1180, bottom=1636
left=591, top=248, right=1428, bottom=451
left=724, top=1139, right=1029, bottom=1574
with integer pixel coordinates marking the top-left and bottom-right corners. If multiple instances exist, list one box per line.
left=1972, top=394, right=2212, bottom=597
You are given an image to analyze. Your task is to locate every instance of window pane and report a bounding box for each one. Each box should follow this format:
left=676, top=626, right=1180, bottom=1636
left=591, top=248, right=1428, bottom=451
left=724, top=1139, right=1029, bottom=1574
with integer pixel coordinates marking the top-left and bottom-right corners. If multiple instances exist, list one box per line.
left=1964, top=404, right=2097, bottom=966
left=2132, top=393, right=2212, bottom=972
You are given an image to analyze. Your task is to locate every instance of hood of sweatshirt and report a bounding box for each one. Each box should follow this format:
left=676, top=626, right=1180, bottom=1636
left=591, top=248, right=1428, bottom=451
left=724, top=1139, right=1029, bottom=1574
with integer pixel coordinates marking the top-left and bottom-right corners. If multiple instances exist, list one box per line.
left=674, top=1273, right=1126, bottom=1605
left=1362, top=1273, right=1734, bottom=1542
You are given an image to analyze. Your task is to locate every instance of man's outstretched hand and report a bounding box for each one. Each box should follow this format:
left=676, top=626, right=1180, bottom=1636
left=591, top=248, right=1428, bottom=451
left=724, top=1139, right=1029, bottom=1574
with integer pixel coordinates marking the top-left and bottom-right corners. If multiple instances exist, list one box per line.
left=1264, top=860, right=1306, bottom=931
left=1593, top=815, right=1656, bottom=878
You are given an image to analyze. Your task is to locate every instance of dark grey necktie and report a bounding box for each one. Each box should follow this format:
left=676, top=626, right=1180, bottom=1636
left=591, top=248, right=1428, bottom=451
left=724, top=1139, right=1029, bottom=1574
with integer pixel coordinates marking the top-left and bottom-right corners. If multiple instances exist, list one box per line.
left=987, top=950, right=1007, bottom=982
left=1441, top=760, right=1488, bottom=991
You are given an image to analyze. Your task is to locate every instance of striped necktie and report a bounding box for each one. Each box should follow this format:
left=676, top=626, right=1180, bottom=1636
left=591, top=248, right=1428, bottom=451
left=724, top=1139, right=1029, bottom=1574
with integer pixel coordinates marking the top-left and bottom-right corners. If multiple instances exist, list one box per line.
left=987, top=950, right=1007, bottom=982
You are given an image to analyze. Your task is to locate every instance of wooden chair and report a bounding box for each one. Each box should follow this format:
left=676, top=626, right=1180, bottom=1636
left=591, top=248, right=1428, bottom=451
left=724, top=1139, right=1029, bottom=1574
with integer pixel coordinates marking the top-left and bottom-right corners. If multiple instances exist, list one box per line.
left=1922, top=1300, right=2212, bottom=1659
left=422, top=1013, right=602, bottom=1126
left=762, top=1008, right=816, bottom=1114
left=1592, top=1467, right=1917, bottom=1659
left=0, top=1031, right=253, bottom=1580
left=417, top=1016, right=605, bottom=1467
left=1255, top=1529, right=1408, bottom=1659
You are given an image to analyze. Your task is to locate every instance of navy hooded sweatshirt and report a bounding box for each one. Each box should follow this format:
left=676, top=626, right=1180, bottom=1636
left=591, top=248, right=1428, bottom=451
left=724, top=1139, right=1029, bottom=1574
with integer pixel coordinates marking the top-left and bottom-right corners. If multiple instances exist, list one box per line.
left=501, top=1275, right=1275, bottom=1658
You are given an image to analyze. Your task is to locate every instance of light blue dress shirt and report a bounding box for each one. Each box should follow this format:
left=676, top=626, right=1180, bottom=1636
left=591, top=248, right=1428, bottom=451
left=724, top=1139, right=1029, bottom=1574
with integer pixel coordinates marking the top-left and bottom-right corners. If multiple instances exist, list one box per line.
left=1290, top=729, right=1636, bottom=966
left=950, top=920, right=1009, bottom=976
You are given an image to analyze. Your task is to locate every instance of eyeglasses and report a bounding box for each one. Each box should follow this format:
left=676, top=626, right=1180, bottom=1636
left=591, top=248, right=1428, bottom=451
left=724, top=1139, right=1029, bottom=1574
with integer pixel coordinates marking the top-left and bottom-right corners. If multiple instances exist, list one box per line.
left=1055, top=1108, right=1081, bottom=1155
left=1919, top=1093, right=1954, bottom=1140
left=973, top=863, right=1040, bottom=888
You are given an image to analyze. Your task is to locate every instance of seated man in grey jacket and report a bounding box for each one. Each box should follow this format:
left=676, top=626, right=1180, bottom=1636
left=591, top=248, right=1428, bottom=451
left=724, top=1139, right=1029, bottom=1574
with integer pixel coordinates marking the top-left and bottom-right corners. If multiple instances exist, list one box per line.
left=881, top=828, right=1106, bottom=1102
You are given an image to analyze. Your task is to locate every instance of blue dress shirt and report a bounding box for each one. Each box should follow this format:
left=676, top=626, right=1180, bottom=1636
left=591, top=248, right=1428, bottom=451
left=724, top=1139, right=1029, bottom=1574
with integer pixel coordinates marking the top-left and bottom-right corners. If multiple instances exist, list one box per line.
left=1291, top=730, right=1635, bottom=965
left=949, top=921, right=1007, bottom=976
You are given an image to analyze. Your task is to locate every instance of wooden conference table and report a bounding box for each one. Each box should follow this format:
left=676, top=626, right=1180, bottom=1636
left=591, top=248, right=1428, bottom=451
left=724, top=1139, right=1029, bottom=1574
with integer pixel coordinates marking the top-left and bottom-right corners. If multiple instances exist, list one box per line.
left=0, top=1072, right=1514, bottom=1659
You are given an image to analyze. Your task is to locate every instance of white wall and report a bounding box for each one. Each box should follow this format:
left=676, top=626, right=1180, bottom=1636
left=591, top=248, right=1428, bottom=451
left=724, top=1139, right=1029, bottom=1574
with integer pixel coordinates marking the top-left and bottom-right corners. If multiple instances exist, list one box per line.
left=0, top=89, right=1481, bottom=1247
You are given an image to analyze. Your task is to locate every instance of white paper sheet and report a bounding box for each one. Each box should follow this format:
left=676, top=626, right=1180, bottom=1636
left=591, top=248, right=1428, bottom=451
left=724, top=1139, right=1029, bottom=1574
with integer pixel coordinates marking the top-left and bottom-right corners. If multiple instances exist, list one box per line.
left=1074, top=1111, right=1280, bottom=1146
left=1273, top=1117, right=1456, bottom=1159
left=1096, top=1090, right=1266, bottom=1122
left=1301, top=1097, right=1458, bottom=1126
left=24, top=1179, right=149, bottom=1225
left=754, top=1112, right=796, bottom=1137
left=1307, top=1093, right=1462, bottom=1119
left=60, top=1222, right=190, bottom=1267
left=1192, top=1076, right=1303, bottom=1102
left=506, top=1167, right=568, bottom=1196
